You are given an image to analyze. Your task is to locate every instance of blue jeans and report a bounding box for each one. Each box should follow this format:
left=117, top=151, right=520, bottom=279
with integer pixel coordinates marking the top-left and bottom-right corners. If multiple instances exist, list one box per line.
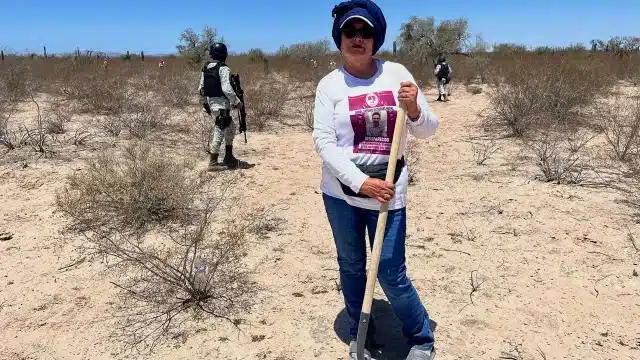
left=322, top=193, right=435, bottom=350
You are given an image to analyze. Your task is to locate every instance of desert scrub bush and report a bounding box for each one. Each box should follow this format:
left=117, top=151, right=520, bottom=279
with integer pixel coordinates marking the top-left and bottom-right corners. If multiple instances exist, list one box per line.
left=43, top=99, right=73, bottom=135
left=0, top=61, right=31, bottom=102
left=245, top=78, right=288, bottom=131
left=23, top=95, right=58, bottom=157
left=56, top=141, right=204, bottom=234
left=470, top=137, right=501, bottom=165
left=157, top=69, right=196, bottom=109
left=117, top=97, right=171, bottom=139
left=56, top=149, right=257, bottom=350
left=527, top=128, right=595, bottom=184
left=486, top=57, right=608, bottom=137
left=405, top=138, right=420, bottom=185
left=0, top=85, right=20, bottom=150
left=301, top=94, right=314, bottom=130
left=75, top=74, right=128, bottom=115
left=104, top=204, right=257, bottom=351
left=593, top=94, right=640, bottom=162
left=467, top=85, right=483, bottom=95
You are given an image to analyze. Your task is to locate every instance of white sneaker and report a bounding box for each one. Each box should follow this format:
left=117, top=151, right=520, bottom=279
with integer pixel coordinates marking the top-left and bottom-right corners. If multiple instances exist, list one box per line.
left=406, top=346, right=436, bottom=360
left=348, top=340, right=374, bottom=360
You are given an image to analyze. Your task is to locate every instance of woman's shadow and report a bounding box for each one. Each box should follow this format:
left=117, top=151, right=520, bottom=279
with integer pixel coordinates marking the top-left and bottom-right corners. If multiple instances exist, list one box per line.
left=333, top=299, right=437, bottom=360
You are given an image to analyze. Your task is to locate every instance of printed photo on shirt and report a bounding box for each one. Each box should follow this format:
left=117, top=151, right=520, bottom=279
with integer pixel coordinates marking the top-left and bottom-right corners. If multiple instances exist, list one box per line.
left=349, top=90, right=398, bottom=155
left=366, top=111, right=387, bottom=138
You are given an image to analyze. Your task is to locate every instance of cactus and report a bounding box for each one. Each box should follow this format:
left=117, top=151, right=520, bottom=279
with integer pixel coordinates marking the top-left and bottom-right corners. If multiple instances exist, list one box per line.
left=1, top=50, right=4, bottom=61
left=393, top=41, right=397, bottom=56
left=43, top=45, right=47, bottom=58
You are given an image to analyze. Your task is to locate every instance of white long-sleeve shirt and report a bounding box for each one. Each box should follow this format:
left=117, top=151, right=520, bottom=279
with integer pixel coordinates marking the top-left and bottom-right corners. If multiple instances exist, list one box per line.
left=312, top=58, right=439, bottom=211
left=197, top=60, right=241, bottom=111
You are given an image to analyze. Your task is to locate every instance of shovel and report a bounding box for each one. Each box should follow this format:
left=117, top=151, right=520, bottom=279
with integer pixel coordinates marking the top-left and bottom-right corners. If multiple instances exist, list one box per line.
left=355, top=105, right=407, bottom=360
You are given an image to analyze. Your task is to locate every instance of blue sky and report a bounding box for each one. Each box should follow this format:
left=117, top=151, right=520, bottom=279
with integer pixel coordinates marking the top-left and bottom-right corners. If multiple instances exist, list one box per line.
left=1, top=0, right=638, bottom=55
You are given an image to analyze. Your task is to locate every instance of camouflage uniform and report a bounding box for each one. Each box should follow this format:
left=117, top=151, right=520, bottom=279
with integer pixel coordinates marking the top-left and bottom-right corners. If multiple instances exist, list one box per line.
left=198, top=60, right=241, bottom=155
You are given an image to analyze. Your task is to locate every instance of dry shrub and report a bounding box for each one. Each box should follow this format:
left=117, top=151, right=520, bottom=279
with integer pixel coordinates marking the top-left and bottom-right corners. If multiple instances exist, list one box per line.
left=0, top=63, right=29, bottom=150
left=118, top=98, right=170, bottom=139
left=467, top=85, right=483, bottom=95
left=487, top=56, right=610, bottom=137
left=76, top=74, right=128, bottom=115
left=1, top=61, right=31, bottom=102
left=195, top=110, right=215, bottom=153
left=471, top=138, right=501, bottom=165
left=245, top=78, right=288, bottom=131
left=157, top=70, right=196, bottom=109
left=405, top=138, right=420, bottom=185
left=0, top=86, right=19, bottom=150
left=105, top=207, right=257, bottom=351
left=43, top=99, right=73, bottom=134
left=594, top=94, right=640, bottom=162
left=301, top=94, right=314, bottom=130
left=245, top=206, right=287, bottom=236
left=55, top=143, right=257, bottom=351
left=97, top=115, right=124, bottom=138
left=56, top=141, right=202, bottom=234
left=70, top=127, right=92, bottom=146
left=527, top=129, right=595, bottom=184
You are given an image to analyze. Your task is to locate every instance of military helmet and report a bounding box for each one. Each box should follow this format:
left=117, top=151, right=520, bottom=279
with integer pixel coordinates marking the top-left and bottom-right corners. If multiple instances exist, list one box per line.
left=209, top=42, right=228, bottom=61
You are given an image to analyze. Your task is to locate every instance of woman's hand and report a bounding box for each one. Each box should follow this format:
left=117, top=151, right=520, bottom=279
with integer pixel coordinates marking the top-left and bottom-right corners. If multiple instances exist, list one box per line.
left=359, top=177, right=395, bottom=203
left=398, top=81, right=420, bottom=120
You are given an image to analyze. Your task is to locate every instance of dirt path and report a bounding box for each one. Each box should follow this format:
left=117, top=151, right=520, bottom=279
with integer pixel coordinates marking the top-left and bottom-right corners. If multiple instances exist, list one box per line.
left=1, top=86, right=639, bottom=360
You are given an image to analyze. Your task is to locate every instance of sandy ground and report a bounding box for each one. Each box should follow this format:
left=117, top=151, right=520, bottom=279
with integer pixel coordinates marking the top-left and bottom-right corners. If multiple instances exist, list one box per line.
left=1, top=83, right=639, bottom=360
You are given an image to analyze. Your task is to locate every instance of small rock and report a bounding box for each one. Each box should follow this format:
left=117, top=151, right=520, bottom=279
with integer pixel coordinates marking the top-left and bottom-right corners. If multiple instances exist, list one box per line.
left=633, top=269, right=638, bottom=277
left=0, top=232, right=13, bottom=241
left=251, top=334, right=266, bottom=342
left=600, top=331, right=609, bottom=337
left=292, top=292, right=304, bottom=298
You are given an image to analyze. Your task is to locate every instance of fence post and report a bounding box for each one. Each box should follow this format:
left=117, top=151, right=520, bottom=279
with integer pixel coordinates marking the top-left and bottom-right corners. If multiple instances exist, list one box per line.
left=43, top=45, right=47, bottom=58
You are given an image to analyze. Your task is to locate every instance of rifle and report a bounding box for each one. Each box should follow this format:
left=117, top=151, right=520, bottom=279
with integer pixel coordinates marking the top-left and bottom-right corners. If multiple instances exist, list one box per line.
left=230, top=73, right=247, bottom=143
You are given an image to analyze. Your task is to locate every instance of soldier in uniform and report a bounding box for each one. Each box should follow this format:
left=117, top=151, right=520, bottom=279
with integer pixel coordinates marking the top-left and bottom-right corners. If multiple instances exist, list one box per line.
left=198, top=42, right=246, bottom=171
left=433, top=54, right=452, bottom=102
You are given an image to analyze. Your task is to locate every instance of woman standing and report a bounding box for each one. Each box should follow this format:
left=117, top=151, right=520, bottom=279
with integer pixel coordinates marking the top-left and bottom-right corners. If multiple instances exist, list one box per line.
left=312, top=1, right=440, bottom=359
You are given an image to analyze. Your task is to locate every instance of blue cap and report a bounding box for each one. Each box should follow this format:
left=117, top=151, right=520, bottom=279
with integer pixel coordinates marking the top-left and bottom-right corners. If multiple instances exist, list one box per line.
left=338, top=7, right=375, bottom=29
left=332, top=0, right=387, bottom=55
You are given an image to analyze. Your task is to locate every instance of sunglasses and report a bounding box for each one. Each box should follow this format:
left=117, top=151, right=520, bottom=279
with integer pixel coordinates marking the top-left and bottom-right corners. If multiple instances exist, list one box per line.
left=341, top=24, right=374, bottom=39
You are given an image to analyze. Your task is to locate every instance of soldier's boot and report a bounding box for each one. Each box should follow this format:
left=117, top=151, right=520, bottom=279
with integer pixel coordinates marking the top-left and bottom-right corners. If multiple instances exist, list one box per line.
left=207, top=153, right=226, bottom=172
left=223, top=145, right=251, bottom=169
left=223, top=145, right=240, bottom=169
